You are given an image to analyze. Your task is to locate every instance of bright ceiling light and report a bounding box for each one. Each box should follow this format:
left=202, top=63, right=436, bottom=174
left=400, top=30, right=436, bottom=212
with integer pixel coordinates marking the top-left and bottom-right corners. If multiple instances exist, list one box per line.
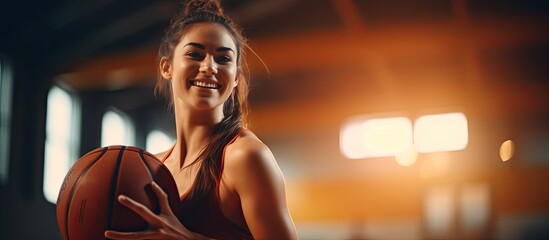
left=500, top=139, right=515, bottom=162
left=414, top=112, right=468, bottom=153
left=340, top=116, right=413, bottom=159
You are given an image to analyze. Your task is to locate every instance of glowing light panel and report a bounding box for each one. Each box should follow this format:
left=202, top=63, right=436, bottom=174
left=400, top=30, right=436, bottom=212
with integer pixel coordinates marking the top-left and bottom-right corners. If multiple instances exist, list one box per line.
left=341, top=117, right=413, bottom=159
left=0, top=55, right=13, bottom=185
left=414, top=112, right=468, bottom=153
left=44, top=86, right=79, bottom=203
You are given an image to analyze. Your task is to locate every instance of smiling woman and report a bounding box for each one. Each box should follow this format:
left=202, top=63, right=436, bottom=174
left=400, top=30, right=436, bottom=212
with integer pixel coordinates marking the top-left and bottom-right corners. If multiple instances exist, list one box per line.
left=160, top=22, right=240, bottom=112
left=102, top=0, right=298, bottom=239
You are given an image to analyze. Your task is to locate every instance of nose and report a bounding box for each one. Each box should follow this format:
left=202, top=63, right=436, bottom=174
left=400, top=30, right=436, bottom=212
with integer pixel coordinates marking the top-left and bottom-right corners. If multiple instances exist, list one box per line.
left=199, top=55, right=218, bottom=75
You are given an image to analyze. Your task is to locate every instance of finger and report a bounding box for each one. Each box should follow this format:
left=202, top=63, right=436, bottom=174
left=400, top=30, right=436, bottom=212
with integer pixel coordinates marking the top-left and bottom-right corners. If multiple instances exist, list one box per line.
left=151, top=182, right=170, bottom=214
left=117, top=195, right=160, bottom=224
left=105, top=229, right=159, bottom=239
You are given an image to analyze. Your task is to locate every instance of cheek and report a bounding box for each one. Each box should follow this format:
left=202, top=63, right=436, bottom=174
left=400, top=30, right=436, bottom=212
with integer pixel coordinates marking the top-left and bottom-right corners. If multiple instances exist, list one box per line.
left=222, top=65, right=238, bottom=82
left=171, top=64, right=194, bottom=90
left=174, top=58, right=198, bottom=75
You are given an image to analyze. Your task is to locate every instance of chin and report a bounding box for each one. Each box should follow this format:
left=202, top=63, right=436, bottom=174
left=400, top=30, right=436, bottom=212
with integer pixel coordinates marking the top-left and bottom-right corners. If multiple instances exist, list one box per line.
left=191, top=100, right=223, bottom=111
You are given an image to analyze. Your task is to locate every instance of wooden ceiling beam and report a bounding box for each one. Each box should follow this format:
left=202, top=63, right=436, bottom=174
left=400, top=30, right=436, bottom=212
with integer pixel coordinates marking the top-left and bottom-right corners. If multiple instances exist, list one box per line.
left=61, top=15, right=549, bottom=90
left=330, top=0, right=363, bottom=32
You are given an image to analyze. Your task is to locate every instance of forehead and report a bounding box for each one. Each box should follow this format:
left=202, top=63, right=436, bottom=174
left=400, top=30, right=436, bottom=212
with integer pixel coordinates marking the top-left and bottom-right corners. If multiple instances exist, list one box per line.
left=179, top=22, right=237, bottom=50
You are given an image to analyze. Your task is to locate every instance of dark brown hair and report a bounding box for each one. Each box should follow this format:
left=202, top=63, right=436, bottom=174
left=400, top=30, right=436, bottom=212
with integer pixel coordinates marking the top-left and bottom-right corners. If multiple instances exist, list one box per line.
left=155, top=0, right=250, bottom=200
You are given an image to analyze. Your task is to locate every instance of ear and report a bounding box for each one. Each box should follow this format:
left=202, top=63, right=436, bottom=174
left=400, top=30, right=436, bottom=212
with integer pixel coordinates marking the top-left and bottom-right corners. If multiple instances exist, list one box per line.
left=160, top=57, right=172, bottom=80
left=234, top=74, right=239, bottom=88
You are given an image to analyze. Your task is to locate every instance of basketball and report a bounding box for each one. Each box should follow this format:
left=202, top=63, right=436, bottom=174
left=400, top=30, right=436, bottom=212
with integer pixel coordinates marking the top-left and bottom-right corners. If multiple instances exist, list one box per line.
left=56, top=145, right=180, bottom=240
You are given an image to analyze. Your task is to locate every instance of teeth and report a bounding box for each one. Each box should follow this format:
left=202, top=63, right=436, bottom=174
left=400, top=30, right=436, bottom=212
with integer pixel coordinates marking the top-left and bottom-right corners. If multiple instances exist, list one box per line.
left=192, top=81, right=218, bottom=89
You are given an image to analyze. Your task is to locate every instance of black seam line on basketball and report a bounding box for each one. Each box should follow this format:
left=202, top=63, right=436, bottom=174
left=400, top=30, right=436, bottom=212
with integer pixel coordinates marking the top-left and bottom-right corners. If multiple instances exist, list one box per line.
left=78, top=199, right=87, bottom=225
left=139, top=149, right=159, bottom=214
left=65, top=147, right=109, bottom=240
left=106, top=145, right=126, bottom=240
left=78, top=147, right=104, bottom=160
left=139, top=149, right=156, bottom=179
left=139, top=149, right=158, bottom=214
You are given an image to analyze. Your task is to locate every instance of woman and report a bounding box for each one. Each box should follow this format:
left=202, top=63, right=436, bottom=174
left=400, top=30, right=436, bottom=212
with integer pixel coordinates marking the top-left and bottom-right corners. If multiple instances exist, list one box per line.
left=104, top=0, right=297, bottom=239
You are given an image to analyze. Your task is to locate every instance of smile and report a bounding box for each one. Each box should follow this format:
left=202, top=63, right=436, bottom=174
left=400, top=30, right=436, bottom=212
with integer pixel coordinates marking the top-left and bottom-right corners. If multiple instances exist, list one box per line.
left=190, top=80, right=220, bottom=89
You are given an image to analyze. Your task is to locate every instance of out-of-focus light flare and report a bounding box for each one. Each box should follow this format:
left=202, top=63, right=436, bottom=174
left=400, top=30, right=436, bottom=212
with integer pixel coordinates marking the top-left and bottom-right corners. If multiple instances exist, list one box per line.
left=414, top=112, right=468, bottom=153
left=146, top=130, right=175, bottom=154
left=460, top=183, right=490, bottom=232
left=340, top=117, right=412, bottom=159
left=431, top=152, right=451, bottom=173
left=101, top=110, right=135, bottom=147
left=499, top=139, right=515, bottom=162
left=44, top=86, right=74, bottom=203
left=424, top=186, right=455, bottom=237
left=419, top=153, right=450, bottom=178
left=395, top=144, right=418, bottom=166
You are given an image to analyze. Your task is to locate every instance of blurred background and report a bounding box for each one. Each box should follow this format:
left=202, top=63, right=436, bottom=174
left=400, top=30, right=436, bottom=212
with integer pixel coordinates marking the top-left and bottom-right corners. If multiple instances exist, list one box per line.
left=1, top=0, right=548, bottom=239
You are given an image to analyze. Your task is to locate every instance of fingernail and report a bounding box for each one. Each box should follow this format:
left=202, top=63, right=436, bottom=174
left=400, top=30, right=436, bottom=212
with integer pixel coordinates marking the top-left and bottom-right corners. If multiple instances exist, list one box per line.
left=119, top=195, right=126, bottom=201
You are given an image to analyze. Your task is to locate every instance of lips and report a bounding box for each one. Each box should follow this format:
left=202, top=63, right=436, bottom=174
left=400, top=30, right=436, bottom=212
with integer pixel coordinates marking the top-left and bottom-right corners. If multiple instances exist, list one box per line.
left=189, top=80, right=220, bottom=89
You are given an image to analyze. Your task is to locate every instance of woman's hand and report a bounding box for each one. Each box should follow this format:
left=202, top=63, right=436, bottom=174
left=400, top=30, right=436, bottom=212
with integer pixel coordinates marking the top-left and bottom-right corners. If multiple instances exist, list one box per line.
left=104, top=182, right=210, bottom=240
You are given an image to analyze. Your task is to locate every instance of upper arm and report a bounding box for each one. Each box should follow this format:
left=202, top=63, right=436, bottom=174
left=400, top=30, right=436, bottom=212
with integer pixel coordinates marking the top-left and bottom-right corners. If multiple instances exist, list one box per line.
left=225, top=140, right=297, bottom=239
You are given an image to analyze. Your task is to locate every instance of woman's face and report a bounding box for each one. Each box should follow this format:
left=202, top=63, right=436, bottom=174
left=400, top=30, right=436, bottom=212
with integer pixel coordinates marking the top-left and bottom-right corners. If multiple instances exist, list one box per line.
left=163, top=22, right=238, bottom=112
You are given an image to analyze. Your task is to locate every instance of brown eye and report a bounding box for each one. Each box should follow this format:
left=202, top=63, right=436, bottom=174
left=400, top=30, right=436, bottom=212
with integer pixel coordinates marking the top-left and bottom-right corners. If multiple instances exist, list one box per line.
left=216, top=55, right=231, bottom=64
left=186, top=51, right=203, bottom=60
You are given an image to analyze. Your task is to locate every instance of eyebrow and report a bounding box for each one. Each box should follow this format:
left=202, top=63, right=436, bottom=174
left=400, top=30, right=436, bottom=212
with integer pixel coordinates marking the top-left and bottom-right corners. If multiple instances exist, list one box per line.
left=184, top=42, right=235, bottom=53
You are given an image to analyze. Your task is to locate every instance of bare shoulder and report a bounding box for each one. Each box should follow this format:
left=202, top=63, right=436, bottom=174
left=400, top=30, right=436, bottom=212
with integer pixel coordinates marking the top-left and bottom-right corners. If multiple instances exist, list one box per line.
left=225, top=130, right=275, bottom=166
left=223, top=130, right=297, bottom=239
left=223, top=130, right=284, bottom=189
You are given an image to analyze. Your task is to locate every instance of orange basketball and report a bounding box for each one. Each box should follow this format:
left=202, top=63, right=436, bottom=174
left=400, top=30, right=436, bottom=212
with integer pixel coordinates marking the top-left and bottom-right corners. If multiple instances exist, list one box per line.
left=56, top=146, right=180, bottom=240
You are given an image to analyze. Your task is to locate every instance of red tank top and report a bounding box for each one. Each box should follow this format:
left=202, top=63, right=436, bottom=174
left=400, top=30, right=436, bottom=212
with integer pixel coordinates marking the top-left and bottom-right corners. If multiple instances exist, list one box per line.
left=161, top=133, right=253, bottom=240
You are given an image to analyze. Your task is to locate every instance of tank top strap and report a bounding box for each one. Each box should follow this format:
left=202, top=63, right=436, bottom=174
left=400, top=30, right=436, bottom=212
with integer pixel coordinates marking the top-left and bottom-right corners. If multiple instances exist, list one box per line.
left=160, top=144, right=175, bottom=163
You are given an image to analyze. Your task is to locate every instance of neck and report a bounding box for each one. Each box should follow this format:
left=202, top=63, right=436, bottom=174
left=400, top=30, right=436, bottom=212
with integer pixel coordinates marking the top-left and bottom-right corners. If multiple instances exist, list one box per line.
left=170, top=100, right=225, bottom=168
